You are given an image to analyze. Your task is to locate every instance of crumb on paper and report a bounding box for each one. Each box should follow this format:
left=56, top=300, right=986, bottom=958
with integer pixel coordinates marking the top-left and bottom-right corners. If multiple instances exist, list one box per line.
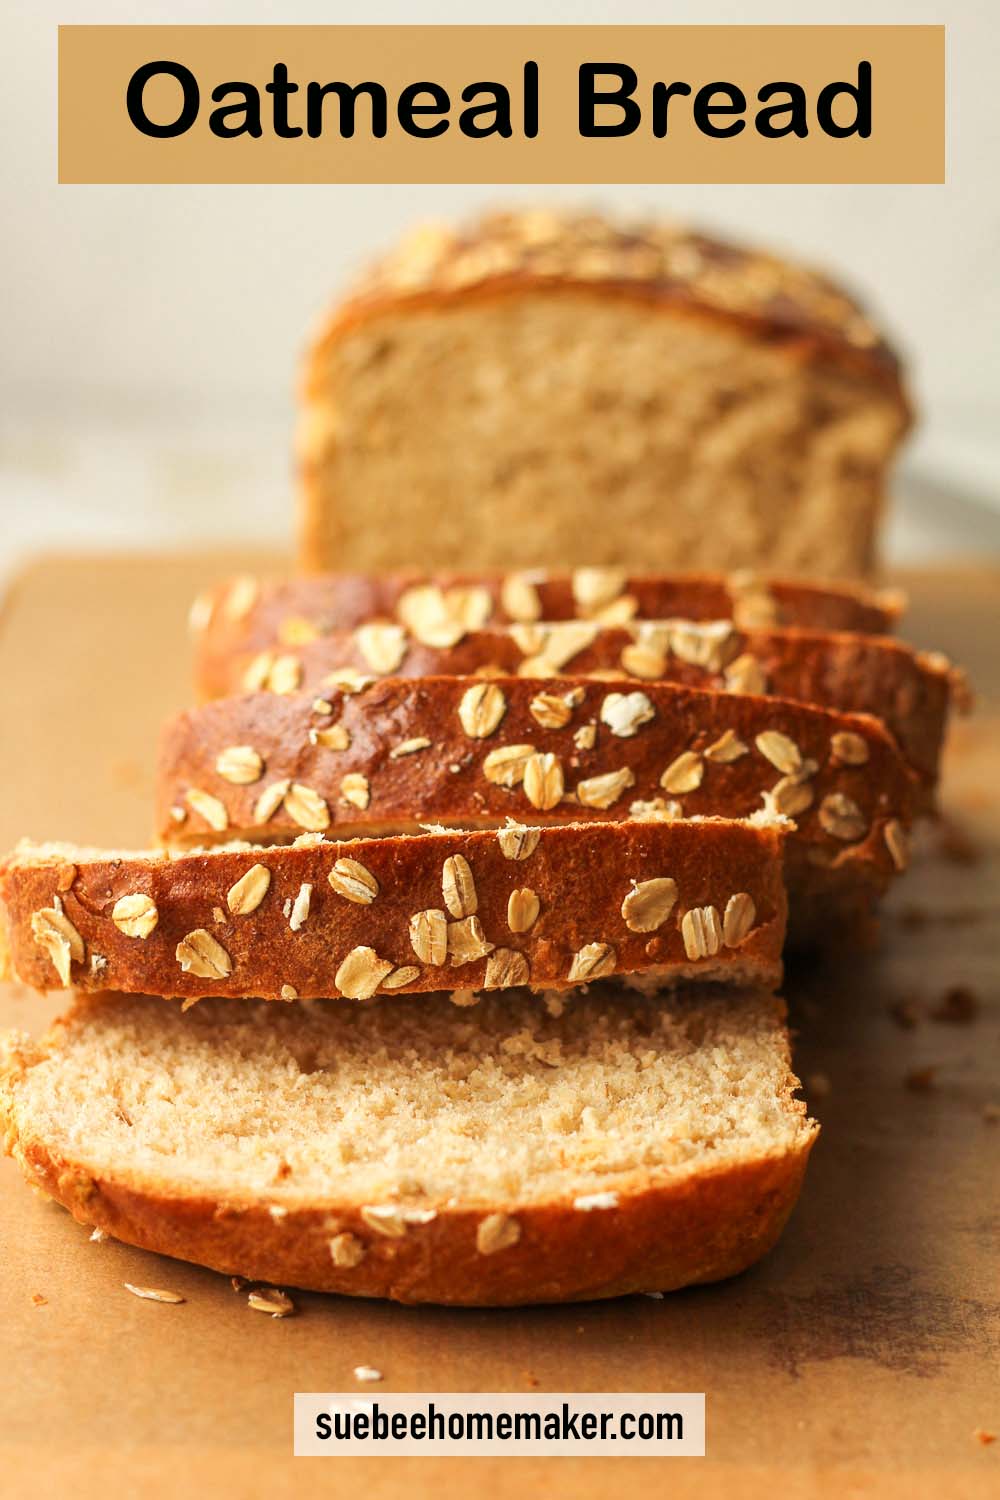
left=642, top=1291, right=665, bottom=1300
left=807, top=1072, right=832, bottom=1099
left=888, top=999, right=920, bottom=1030
left=973, top=1428, right=996, bottom=1446
left=231, top=1275, right=249, bottom=1292
left=354, top=1365, right=383, bottom=1383
left=89, top=1227, right=107, bottom=1243
left=983, top=1104, right=1000, bottom=1125
left=30, top=1292, right=47, bottom=1307
left=931, top=985, right=979, bottom=1024
left=904, top=1066, right=937, bottom=1094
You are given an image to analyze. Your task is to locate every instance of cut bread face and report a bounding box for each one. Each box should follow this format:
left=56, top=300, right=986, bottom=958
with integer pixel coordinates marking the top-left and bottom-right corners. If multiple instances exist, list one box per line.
left=155, top=675, right=914, bottom=948
left=297, top=212, right=909, bottom=577
left=0, top=985, right=818, bottom=1304
left=203, top=621, right=954, bottom=806
left=0, top=820, right=787, bottom=1002
left=190, top=569, right=903, bottom=699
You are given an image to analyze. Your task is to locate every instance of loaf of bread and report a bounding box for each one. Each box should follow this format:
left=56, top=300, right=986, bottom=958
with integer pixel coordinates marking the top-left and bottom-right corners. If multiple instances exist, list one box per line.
left=298, top=210, right=911, bottom=576
left=155, top=676, right=913, bottom=945
left=191, top=569, right=903, bottom=698
left=0, top=821, right=787, bottom=1002
left=0, top=985, right=817, bottom=1303
left=203, top=619, right=954, bottom=806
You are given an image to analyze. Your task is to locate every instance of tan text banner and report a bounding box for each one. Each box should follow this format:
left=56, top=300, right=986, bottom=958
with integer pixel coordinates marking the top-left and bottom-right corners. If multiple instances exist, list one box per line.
left=58, top=25, right=945, bottom=185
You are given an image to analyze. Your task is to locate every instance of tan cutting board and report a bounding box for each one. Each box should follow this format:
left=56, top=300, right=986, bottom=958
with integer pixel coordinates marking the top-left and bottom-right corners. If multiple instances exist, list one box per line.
left=0, top=555, right=996, bottom=1500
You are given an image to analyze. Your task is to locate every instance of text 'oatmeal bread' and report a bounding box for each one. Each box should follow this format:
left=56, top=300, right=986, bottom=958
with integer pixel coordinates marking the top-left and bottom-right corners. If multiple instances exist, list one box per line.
left=0, top=986, right=818, bottom=1304
left=0, top=821, right=787, bottom=1003
left=154, top=676, right=915, bottom=944
left=205, top=619, right=957, bottom=804
left=298, top=209, right=911, bottom=577
left=190, top=569, right=903, bottom=698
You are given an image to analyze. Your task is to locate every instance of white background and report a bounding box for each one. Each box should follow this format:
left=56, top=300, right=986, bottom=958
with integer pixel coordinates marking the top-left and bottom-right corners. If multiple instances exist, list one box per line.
left=1, top=0, right=998, bottom=575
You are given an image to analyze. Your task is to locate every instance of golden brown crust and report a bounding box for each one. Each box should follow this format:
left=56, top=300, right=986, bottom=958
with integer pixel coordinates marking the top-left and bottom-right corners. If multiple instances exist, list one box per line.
left=313, top=210, right=907, bottom=396
left=0, top=820, right=787, bottom=1002
left=190, top=569, right=902, bottom=699
left=154, top=676, right=914, bottom=946
left=198, top=619, right=952, bottom=806
left=2, top=992, right=818, bottom=1305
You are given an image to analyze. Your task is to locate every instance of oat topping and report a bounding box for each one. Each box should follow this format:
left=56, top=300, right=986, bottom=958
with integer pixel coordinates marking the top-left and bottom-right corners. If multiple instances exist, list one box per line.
left=572, top=566, right=627, bottom=615
left=269, top=655, right=303, bottom=696
left=660, top=751, right=704, bottom=795
left=354, top=1366, right=383, bottom=1383
left=390, top=736, right=432, bottom=758
left=360, top=1204, right=408, bottom=1237
left=724, top=654, right=767, bottom=695
left=280, top=984, right=298, bottom=1000
left=621, top=878, right=678, bottom=933
left=830, top=730, right=870, bottom=766
left=111, top=893, right=158, bottom=939
left=253, top=779, right=291, bottom=825
left=442, top=854, right=478, bottom=917
left=284, top=783, right=331, bottom=832
left=216, top=745, right=264, bottom=785
left=681, top=906, right=722, bottom=960
left=507, top=887, right=540, bottom=932
left=335, top=946, right=394, bottom=999
left=310, top=723, right=351, bottom=751
left=568, top=942, right=617, bottom=983
left=766, top=776, right=815, bottom=818
left=629, top=797, right=683, bottom=821
left=397, top=584, right=491, bottom=647
left=329, top=1232, right=366, bottom=1267
left=185, top=788, right=229, bottom=833
left=884, top=819, right=911, bottom=871
left=722, top=893, right=756, bottom=947
left=501, top=572, right=542, bottom=622
left=483, top=743, right=536, bottom=788
left=124, top=1283, right=185, bottom=1304
left=476, top=1213, right=521, bottom=1255
left=497, top=821, right=541, bottom=860
left=354, top=622, right=407, bottom=675
left=30, top=904, right=84, bottom=986
left=323, top=667, right=376, bottom=695
left=600, top=690, right=655, bottom=738
left=458, top=682, right=507, bottom=738
left=573, top=722, right=598, bottom=751
left=328, top=858, right=379, bottom=905
left=620, top=642, right=666, bottom=680
left=576, top=767, right=636, bottom=809
left=247, top=1288, right=295, bottom=1317
left=704, top=728, right=749, bottom=764
left=818, top=793, right=868, bottom=842
left=592, top=594, right=638, bottom=626
left=221, top=575, right=258, bottom=622
left=288, top=883, right=313, bottom=931
left=573, top=1192, right=619, bottom=1211
left=409, top=908, right=448, bottom=965
left=529, top=690, right=574, bottom=729
left=278, top=615, right=320, bottom=646
left=339, top=772, right=371, bottom=811
left=226, top=864, right=272, bottom=915
left=175, top=929, right=232, bottom=980
left=668, top=619, right=738, bottom=673
left=382, top=965, right=421, bottom=989
left=447, top=916, right=494, bottom=966
left=485, top=948, right=530, bottom=989
left=755, top=730, right=803, bottom=775
left=523, top=752, right=565, bottom=810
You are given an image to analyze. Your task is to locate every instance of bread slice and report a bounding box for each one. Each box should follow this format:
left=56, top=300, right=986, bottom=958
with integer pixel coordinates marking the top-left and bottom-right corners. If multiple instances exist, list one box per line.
left=0, top=820, right=787, bottom=1002
left=207, top=620, right=956, bottom=806
left=0, top=985, right=818, bottom=1304
left=298, top=209, right=910, bottom=577
left=191, top=569, right=902, bottom=698
left=154, top=676, right=914, bottom=946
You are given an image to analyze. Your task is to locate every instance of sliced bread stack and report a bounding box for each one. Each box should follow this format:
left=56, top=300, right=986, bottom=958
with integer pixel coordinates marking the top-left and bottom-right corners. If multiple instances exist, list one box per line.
left=0, top=564, right=963, bottom=1303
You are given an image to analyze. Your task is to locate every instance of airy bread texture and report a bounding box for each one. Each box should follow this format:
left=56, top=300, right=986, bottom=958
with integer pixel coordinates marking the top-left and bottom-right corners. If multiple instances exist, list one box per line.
left=205, top=620, right=954, bottom=805
left=298, top=211, right=911, bottom=577
left=190, top=569, right=903, bottom=699
left=154, top=675, right=914, bottom=947
left=0, top=820, right=787, bottom=1002
left=1, top=985, right=818, bottom=1303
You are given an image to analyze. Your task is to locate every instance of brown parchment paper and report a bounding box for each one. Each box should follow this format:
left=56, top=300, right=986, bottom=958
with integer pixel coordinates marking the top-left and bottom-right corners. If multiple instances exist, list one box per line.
left=0, top=555, right=996, bottom=1500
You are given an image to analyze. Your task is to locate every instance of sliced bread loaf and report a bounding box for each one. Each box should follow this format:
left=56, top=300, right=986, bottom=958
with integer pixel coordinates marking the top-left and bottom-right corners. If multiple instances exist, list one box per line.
left=298, top=208, right=909, bottom=577
left=0, top=985, right=817, bottom=1303
left=209, top=621, right=956, bottom=804
left=0, top=820, right=787, bottom=1002
left=191, top=569, right=902, bottom=698
left=154, top=676, right=913, bottom=945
